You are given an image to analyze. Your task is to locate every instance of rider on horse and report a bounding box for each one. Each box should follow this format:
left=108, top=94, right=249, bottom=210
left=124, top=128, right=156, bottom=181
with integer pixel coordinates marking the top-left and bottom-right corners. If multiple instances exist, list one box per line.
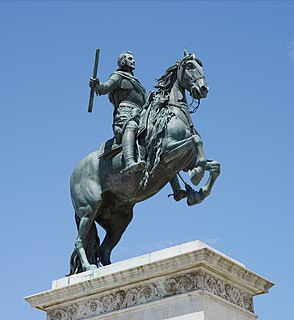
left=69, top=50, right=220, bottom=274
left=89, top=51, right=186, bottom=200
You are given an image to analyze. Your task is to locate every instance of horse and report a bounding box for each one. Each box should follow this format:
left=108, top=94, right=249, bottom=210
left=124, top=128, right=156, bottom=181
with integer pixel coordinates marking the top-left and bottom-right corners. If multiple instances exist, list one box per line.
left=69, top=50, right=220, bottom=275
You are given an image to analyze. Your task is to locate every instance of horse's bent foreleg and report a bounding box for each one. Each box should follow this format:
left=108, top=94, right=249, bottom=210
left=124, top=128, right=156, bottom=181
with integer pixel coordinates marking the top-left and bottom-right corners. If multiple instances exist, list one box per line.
left=188, top=135, right=207, bottom=186
left=98, top=208, right=133, bottom=266
left=201, top=160, right=220, bottom=197
left=187, top=160, right=220, bottom=206
left=189, top=165, right=205, bottom=187
left=164, top=134, right=206, bottom=165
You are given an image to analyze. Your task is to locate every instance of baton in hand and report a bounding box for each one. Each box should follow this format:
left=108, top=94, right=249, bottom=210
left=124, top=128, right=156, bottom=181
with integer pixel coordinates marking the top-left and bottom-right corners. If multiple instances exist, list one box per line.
left=88, top=48, right=100, bottom=113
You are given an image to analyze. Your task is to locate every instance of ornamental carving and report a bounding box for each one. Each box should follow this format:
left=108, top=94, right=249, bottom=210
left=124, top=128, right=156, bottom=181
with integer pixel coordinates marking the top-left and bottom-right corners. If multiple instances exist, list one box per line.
left=48, top=271, right=253, bottom=320
left=203, top=274, right=253, bottom=312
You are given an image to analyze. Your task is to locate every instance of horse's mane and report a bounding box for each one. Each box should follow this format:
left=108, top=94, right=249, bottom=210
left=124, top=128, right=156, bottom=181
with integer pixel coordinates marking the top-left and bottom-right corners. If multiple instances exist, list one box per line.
left=155, top=60, right=181, bottom=93
left=141, top=54, right=199, bottom=188
left=155, top=54, right=199, bottom=93
left=140, top=60, right=184, bottom=188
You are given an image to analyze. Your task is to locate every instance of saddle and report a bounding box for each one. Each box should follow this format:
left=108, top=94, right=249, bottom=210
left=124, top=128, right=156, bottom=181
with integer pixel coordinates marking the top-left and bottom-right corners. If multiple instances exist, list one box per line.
left=97, top=137, right=122, bottom=160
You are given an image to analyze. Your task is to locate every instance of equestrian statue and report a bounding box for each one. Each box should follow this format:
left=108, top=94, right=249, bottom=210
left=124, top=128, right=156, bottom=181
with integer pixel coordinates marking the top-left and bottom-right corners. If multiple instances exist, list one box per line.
left=68, top=49, right=220, bottom=275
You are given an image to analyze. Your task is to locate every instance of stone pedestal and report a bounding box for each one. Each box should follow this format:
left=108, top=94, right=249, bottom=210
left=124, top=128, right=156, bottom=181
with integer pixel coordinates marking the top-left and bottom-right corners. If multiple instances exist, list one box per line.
left=25, top=241, right=273, bottom=320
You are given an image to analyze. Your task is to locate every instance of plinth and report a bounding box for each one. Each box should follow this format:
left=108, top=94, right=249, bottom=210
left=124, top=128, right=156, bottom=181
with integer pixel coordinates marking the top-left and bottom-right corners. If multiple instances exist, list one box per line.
left=25, top=241, right=273, bottom=319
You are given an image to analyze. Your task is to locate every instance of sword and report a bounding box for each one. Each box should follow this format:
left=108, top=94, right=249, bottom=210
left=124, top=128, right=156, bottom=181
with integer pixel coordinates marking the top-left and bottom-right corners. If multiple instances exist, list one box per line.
left=87, top=48, right=100, bottom=113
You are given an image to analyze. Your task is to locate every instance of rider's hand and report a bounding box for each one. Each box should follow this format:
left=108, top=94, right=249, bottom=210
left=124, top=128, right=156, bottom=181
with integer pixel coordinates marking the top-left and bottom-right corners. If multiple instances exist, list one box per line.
left=149, top=91, right=155, bottom=102
left=89, top=77, right=100, bottom=89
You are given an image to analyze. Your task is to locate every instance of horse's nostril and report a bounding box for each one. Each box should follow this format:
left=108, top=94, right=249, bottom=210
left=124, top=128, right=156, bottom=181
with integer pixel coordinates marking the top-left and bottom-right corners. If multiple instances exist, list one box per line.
left=201, top=85, right=209, bottom=93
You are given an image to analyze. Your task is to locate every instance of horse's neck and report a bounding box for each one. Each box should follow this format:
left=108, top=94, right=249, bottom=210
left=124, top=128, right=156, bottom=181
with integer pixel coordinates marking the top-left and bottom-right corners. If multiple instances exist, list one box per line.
left=169, top=80, right=187, bottom=105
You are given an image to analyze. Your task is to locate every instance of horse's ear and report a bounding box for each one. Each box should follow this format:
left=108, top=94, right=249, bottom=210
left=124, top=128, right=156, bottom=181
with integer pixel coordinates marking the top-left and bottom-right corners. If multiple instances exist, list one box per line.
left=184, top=48, right=189, bottom=57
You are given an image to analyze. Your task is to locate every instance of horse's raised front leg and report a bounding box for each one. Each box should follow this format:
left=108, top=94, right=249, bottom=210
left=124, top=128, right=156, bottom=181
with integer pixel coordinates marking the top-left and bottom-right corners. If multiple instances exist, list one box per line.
left=188, top=135, right=207, bottom=186
left=187, top=160, right=220, bottom=206
left=164, top=134, right=206, bottom=168
left=98, top=207, right=133, bottom=266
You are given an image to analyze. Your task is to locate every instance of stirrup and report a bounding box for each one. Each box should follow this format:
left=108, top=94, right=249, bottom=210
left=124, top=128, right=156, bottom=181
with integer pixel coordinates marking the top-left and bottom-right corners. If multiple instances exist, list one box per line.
left=121, top=160, right=146, bottom=174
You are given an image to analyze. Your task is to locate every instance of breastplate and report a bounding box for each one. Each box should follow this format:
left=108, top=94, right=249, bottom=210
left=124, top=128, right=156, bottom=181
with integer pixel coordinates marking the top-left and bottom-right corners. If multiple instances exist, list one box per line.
left=112, top=79, right=146, bottom=108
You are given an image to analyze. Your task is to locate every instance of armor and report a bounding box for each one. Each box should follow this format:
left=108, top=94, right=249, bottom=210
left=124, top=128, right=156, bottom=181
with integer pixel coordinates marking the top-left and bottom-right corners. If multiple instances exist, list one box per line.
left=94, top=67, right=147, bottom=173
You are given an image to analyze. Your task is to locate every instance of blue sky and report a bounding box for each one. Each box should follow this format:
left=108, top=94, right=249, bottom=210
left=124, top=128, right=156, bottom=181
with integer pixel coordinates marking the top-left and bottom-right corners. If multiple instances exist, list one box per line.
left=1, top=1, right=293, bottom=319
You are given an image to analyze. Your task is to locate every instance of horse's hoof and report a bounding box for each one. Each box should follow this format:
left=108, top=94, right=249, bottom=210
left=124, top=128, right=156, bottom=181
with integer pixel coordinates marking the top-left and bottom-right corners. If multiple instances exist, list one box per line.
left=207, top=160, right=220, bottom=174
left=173, top=189, right=188, bottom=201
left=200, top=186, right=210, bottom=198
left=187, top=190, right=203, bottom=206
left=100, top=259, right=112, bottom=266
left=98, top=254, right=112, bottom=266
left=84, top=264, right=97, bottom=271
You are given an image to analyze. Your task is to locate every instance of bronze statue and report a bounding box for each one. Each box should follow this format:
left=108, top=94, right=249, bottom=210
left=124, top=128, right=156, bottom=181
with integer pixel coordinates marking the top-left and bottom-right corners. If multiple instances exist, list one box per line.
left=69, top=49, right=220, bottom=274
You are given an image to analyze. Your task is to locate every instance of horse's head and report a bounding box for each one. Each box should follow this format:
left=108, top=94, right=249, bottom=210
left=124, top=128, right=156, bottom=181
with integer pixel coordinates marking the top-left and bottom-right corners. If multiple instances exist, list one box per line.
left=177, top=49, right=209, bottom=99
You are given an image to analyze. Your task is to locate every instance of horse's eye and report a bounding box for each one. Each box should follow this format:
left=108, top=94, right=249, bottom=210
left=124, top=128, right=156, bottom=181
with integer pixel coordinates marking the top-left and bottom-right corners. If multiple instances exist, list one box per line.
left=187, top=62, right=195, bottom=69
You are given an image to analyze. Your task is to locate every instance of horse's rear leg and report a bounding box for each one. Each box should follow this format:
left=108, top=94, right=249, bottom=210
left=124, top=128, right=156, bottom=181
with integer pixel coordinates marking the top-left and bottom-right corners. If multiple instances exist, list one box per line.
left=75, top=201, right=102, bottom=272
left=98, top=208, right=133, bottom=266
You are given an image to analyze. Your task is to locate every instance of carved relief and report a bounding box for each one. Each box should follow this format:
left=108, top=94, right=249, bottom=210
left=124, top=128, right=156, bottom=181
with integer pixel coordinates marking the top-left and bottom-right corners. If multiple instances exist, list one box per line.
left=203, top=274, right=253, bottom=312
left=48, top=271, right=253, bottom=320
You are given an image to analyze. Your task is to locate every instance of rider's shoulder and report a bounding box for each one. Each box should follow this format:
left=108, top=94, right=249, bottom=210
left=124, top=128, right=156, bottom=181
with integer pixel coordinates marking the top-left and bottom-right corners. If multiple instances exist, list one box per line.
left=112, top=70, right=134, bottom=89
left=109, top=72, right=122, bottom=82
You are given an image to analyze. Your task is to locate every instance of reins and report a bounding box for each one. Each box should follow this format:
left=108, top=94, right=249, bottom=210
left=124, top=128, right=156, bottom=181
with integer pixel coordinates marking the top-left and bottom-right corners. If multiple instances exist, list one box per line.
left=188, top=98, right=200, bottom=114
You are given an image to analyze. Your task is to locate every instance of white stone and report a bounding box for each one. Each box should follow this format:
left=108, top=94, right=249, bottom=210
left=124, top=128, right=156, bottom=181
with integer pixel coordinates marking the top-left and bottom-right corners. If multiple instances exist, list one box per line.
left=25, top=240, right=273, bottom=320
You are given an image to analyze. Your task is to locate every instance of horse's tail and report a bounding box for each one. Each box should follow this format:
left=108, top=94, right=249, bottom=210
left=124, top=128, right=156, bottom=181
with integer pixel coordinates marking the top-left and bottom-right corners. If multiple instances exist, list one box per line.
left=68, top=213, right=100, bottom=275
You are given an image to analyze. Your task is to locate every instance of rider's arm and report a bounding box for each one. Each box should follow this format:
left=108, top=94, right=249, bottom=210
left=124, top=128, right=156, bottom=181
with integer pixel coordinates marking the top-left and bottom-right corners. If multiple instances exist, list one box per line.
left=95, top=73, right=121, bottom=95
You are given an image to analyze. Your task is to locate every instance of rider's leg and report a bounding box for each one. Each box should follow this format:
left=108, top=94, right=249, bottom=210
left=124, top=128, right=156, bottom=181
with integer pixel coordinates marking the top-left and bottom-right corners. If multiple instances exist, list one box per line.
left=169, top=175, right=187, bottom=201
left=121, top=120, right=145, bottom=173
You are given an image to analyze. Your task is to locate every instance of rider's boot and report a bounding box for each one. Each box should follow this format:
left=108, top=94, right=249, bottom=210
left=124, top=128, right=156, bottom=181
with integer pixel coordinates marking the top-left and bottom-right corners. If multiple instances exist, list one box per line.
left=169, top=176, right=188, bottom=201
left=121, top=127, right=146, bottom=174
